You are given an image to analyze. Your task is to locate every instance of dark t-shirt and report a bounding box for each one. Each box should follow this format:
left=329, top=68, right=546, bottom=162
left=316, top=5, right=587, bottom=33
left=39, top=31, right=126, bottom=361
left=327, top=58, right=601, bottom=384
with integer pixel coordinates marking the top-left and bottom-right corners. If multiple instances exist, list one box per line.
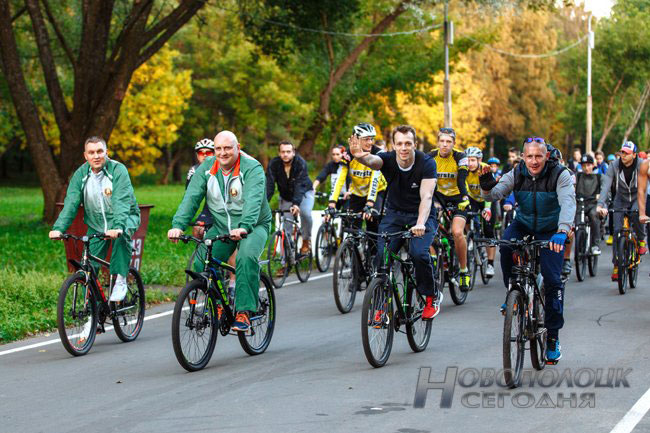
left=378, top=150, right=437, bottom=214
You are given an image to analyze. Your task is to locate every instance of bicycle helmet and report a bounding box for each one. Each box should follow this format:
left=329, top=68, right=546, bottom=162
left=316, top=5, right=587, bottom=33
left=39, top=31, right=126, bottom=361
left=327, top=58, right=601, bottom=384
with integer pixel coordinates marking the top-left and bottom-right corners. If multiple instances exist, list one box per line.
left=465, top=147, right=483, bottom=159
left=353, top=123, right=377, bottom=138
left=195, top=138, right=215, bottom=151
left=607, top=154, right=615, bottom=161
left=487, top=157, right=500, bottom=165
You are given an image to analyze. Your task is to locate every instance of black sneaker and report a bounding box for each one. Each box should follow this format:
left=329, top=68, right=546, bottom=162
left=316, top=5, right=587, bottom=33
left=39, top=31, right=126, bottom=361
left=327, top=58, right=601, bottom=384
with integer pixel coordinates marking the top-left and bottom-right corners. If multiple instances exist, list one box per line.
left=459, top=271, right=471, bottom=292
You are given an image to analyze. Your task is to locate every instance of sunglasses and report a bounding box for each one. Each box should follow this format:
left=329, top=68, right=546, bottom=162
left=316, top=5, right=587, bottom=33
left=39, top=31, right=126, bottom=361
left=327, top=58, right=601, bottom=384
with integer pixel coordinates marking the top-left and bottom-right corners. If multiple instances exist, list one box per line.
left=197, top=150, right=214, bottom=156
left=438, top=127, right=456, bottom=138
left=523, top=137, right=546, bottom=144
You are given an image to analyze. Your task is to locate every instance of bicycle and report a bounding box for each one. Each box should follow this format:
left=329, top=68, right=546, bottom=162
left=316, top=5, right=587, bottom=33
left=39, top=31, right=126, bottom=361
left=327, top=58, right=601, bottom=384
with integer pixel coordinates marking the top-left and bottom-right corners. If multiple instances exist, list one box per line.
left=432, top=204, right=467, bottom=305
left=466, top=210, right=491, bottom=286
left=610, top=208, right=641, bottom=295
left=315, top=205, right=344, bottom=273
left=477, top=237, right=548, bottom=388
left=361, top=230, right=434, bottom=368
left=266, top=209, right=313, bottom=288
left=574, top=198, right=599, bottom=281
left=332, top=211, right=374, bottom=313
left=54, top=233, right=145, bottom=356
left=171, top=234, right=276, bottom=372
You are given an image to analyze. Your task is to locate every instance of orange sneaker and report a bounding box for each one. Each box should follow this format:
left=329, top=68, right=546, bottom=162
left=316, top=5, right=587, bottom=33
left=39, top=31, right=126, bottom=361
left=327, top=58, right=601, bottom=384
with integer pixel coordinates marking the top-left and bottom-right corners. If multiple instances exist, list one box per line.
left=611, top=266, right=618, bottom=281
left=422, top=293, right=443, bottom=320
left=232, top=312, right=250, bottom=332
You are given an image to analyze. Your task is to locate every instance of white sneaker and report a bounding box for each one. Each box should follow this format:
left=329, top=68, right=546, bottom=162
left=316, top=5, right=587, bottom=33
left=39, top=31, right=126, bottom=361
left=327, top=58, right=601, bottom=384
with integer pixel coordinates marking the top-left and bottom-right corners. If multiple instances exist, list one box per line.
left=486, top=264, right=495, bottom=277
left=591, top=246, right=602, bottom=256
left=109, top=275, right=128, bottom=302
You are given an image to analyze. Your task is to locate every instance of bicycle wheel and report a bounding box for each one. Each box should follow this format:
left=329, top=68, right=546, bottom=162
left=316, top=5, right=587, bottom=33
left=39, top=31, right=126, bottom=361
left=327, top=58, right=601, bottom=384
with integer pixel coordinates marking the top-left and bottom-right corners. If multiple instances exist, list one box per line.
left=588, top=248, right=598, bottom=277
left=112, top=268, right=145, bottom=342
left=267, top=231, right=289, bottom=288
left=503, top=289, right=525, bottom=388
left=361, top=277, right=394, bottom=368
left=479, top=245, right=489, bottom=285
left=406, top=281, right=432, bottom=353
left=574, top=229, right=587, bottom=282
left=448, top=251, right=468, bottom=306
left=186, top=246, right=199, bottom=285
left=57, top=273, right=98, bottom=356
left=629, top=241, right=639, bottom=289
left=171, top=280, right=218, bottom=372
left=315, top=224, right=334, bottom=272
left=239, top=273, right=276, bottom=355
left=467, top=235, right=478, bottom=291
left=530, top=284, right=547, bottom=371
left=294, top=232, right=312, bottom=282
left=617, top=236, right=628, bottom=295
left=332, top=238, right=357, bottom=314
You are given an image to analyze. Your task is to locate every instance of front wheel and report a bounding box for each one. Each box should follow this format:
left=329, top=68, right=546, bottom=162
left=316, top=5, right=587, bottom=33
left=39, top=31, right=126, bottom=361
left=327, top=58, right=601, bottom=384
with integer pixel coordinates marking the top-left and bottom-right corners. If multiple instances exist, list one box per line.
left=112, top=268, right=145, bottom=342
left=406, top=284, right=432, bottom=353
left=530, top=284, right=547, bottom=371
left=267, top=231, right=289, bottom=288
left=238, top=273, right=276, bottom=355
left=503, top=289, right=525, bottom=388
left=294, top=232, right=312, bottom=282
left=332, top=238, right=358, bottom=314
left=467, top=235, right=478, bottom=291
left=57, top=273, right=98, bottom=356
left=448, top=251, right=468, bottom=306
left=617, top=236, right=628, bottom=295
left=361, top=278, right=394, bottom=368
left=588, top=247, right=598, bottom=277
left=171, top=280, right=218, bottom=372
left=629, top=241, right=639, bottom=289
left=315, top=224, right=335, bottom=272
left=574, top=229, right=587, bottom=282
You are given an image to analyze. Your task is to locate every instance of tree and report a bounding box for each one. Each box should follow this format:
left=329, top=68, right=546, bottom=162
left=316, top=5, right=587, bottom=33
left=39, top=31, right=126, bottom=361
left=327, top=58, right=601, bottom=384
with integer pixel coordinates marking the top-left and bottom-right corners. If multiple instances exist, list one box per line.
left=0, top=0, right=206, bottom=222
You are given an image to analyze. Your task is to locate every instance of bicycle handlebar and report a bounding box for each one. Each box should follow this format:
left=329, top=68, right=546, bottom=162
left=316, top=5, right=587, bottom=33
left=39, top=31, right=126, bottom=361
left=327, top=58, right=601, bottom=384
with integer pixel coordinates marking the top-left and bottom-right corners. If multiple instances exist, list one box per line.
left=54, top=232, right=115, bottom=242
left=173, top=233, right=247, bottom=245
left=474, top=237, right=549, bottom=248
left=364, top=230, right=415, bottom=239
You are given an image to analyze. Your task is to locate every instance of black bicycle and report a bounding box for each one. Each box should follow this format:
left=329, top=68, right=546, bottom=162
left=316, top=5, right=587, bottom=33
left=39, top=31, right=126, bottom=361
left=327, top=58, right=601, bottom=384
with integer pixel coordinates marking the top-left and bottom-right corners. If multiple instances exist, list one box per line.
left=54, top=233, right=145, bottom=356
left=266, top=209, right=312, bottom=288
left=433, top=204, right=467, bottom=305
left=574, top=198, right=599, bottom=281
left=477, top=237, right=548, bottom=388
left=361, top=230, right=434, bottom=368
left=467, top=210, right=491, bottom=286
left=610, top=208, right=641, bottom=295
left=171, top=234, right=276, bottom=372
left=315, top=206, right=344, bottom=272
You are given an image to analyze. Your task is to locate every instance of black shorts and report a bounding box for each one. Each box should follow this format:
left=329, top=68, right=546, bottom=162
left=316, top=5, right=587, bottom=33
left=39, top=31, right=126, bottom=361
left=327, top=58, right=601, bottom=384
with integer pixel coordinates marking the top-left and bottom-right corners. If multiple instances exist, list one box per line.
left=435, top=193, right=468, bottom=220
left=469, top=198, right=495, bottom=238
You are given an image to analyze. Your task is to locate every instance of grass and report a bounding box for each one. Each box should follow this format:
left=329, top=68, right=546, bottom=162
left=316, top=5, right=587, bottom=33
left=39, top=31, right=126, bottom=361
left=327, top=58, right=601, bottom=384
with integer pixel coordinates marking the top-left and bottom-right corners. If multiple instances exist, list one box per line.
left=0, top=184, right=196, bottom=343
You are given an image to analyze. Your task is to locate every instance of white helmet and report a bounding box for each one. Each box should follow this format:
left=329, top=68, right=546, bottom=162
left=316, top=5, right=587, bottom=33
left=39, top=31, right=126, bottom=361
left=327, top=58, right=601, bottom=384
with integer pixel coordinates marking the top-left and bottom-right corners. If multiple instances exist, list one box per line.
left=195, top=138, right=215, bottom=151
left=353, top=123, right=377, bottom=138
left=465, top=147, right=483, bottom=159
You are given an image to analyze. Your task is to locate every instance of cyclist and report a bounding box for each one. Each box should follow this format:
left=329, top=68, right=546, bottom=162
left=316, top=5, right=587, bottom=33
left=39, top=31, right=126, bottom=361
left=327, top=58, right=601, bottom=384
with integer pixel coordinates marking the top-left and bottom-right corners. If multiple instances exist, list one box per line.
left=169, top=130, right=272, bottom=332
left=597, top=141, right=647, bottom=281
left=487, top=157, right=502, bottom=180
left=266, top=140, right=315, bottom=258
left=637, top=156, right=650, bottom=244
left=430, top=127, right=472, bottom=291
left=595, top=150, right=608, bottom=175
left=479, top=136, right=576, bottom=364
left=328, top=123, right=387, bottom=248
left=465, top=147, right=497, bottom=277
left=186, top=138, right=215, bottom=239
left=49, top=136, right=141, bottom=303
left=575, top=154, right=602, bottom=256
left=313, top=145, right=349, bottom=209
left=349, top=124, right=440, bottom=319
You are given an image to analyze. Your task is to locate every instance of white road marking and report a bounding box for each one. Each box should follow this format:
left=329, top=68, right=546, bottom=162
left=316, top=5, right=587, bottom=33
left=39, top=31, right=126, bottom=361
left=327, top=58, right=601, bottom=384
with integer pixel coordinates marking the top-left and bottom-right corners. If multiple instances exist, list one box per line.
left=610, top=387, right=650, bottom=433
left=0, top=273, right=333, bottom=357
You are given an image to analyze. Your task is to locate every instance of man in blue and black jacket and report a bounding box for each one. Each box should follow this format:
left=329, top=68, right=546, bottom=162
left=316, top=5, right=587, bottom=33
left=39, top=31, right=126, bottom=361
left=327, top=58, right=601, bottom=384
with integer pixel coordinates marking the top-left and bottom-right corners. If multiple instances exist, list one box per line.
left=479, top=137, right=576, bottom=365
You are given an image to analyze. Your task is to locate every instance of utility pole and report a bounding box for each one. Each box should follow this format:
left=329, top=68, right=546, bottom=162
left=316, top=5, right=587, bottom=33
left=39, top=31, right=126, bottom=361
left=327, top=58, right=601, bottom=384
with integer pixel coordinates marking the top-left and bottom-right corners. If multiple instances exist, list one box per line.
left=443, top=0, right=453, bottom=128
left=586, top=13, right=594, bottom=154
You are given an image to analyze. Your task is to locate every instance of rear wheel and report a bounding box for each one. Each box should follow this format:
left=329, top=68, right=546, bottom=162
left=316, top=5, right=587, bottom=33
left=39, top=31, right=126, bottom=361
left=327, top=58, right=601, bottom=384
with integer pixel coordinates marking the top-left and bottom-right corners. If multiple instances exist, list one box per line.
left=267, top=231, right=289, bottom=288
left=294, top=232, right=312, bottom=282
left=406, top=282, right=432, bottom=353
left=57, top=273, right=98, bottom=356
left=574, top=229, right=587, bottom=282
left=503, top=289, right=525, bottom=388
left=332, top=238, right=357, bottom=314
left=112, top=268, right=145, bottom=342
left=467, top=235, right=478, bottom=291
left=361, top=277, right=394, bottom=368
left=171, top=281, right=218, bottom=372
left=617, top=236, right=628, bottom=295
left=238, top=273, right=276, bottom=355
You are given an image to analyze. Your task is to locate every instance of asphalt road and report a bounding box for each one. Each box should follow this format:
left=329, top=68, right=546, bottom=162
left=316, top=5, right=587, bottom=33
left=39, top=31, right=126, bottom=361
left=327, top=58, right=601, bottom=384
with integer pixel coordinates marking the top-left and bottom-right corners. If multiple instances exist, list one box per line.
left=2, top=247, right=650, bottom=433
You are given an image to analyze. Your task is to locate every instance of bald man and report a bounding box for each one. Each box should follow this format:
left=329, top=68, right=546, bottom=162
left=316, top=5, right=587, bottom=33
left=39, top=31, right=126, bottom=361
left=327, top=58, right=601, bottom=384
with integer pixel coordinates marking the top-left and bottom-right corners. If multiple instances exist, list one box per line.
left=168, top=131, right=272, bottom=332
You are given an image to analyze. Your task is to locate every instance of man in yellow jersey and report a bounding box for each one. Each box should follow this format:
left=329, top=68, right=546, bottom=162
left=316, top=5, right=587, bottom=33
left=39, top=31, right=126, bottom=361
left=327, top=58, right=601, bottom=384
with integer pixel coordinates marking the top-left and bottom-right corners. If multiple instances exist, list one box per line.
left=430, top=127, right=472, bottom=291
left=465, top=147, right=496, bottom=278
left=329, top=123, right=387, bottom=254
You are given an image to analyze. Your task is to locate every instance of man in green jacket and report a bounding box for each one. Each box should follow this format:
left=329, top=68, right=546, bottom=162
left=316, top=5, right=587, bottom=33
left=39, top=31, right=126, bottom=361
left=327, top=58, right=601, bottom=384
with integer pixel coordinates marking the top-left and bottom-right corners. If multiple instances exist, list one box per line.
left=49, top=137, right=141, bottom=302
left=168, top=130, right=272, bottom=332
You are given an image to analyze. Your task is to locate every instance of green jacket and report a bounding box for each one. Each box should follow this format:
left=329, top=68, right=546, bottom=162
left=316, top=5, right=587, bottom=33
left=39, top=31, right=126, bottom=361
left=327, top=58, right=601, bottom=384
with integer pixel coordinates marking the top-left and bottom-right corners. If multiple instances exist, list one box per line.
left=53, top=159, right=141, bottom=235
left=172, top=152, right=271, bottom=234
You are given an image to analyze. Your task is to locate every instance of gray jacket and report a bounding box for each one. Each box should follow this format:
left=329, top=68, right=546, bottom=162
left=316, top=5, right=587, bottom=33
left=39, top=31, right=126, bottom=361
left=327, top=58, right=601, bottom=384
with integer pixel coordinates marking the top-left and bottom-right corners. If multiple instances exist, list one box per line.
left=481, top=165, right=576, bottom=233
left=597, top=158, right=645, bottom=208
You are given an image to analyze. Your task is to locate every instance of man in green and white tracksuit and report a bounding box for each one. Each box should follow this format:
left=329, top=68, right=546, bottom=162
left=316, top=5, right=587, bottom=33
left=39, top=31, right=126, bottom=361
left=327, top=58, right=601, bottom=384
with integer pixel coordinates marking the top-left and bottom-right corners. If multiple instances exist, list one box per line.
left=49, top=137, right=140, bottom=302
left=168, top=131, right=271, bottom=332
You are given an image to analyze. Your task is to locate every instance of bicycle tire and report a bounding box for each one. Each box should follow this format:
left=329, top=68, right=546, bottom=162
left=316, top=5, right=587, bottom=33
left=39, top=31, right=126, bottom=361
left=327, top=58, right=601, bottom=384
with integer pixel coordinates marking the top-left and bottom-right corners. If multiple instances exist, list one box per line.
left=629, top=241, right=639, bottom=289
left=530, top=284, right=547, bottom=371
left=315, top=224, right=332, bottom=272
left=57, top=273, right=98, bottom=356
left=361, top=277, right=394, bottom=368
left=406, top=279, right=432, bottom=353
left=294, top=232, right=312, bottom=283
left=171, top=280, right=218, bottom=372
left=467, top=234, right=478, bottom=291
left=479, top=245, right=489, bottom=285
left=332, top=238, right=357, bottom=314
left=503, top=289, right=525, bottom=388
left=574, top=229, right=587, bottom=282
left=267, top=231, right=289, bottom=288
left=238, top=273, right=276, bottom=355
left=617, top=236, right=628, bottom=295
left=448, top=250, right=468, bottom=306
left=588, top=246, right=598, bottom=277
left=112, top=268, right=145, bottom=343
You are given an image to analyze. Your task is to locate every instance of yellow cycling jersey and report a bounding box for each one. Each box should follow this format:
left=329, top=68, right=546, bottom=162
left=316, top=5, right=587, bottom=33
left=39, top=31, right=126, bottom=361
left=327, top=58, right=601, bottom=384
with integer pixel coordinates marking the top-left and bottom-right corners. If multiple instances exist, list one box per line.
left=330, top=147, right=387, bottom=202
left=430, top=148, right=468, bottom=197
left=466, top=162, right=491, bottom=204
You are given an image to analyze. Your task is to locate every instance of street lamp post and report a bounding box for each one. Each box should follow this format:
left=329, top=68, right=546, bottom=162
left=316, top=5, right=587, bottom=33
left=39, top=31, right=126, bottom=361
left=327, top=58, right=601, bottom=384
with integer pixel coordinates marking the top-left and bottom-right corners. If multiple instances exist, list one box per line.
left=443, top=0, right=453, bottom=128
left=586, top=13, right=594, bottom=154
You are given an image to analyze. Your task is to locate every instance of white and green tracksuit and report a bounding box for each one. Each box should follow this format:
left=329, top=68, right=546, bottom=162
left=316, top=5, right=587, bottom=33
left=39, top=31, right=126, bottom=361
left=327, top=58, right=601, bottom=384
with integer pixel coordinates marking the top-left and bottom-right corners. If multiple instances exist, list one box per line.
left=172, top=152, right=272, bottom=313
left=53, top=159, right=141, bottom=277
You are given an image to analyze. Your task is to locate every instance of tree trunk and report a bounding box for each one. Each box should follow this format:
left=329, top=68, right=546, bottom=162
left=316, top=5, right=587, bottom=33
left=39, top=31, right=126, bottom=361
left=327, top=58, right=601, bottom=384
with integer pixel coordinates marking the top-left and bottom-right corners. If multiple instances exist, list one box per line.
left=623, top=81, right=650, bottom=142
left=596, top=76, right=625, bottom=152
left=489, top=135, right=495, bottom=157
